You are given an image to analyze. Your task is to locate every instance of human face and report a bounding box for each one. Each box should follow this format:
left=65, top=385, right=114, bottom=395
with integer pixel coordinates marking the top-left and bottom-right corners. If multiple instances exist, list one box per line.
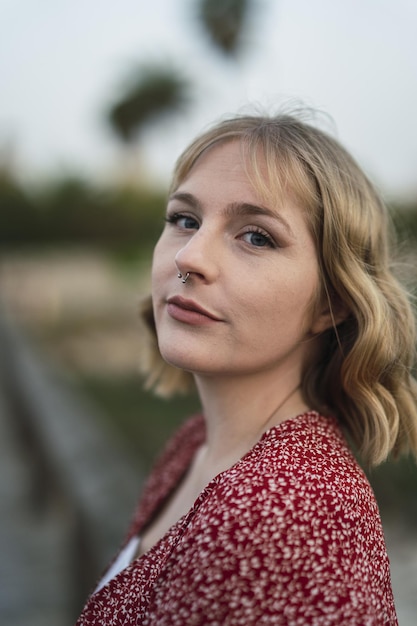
left=152, top=141, right=324, bottom=383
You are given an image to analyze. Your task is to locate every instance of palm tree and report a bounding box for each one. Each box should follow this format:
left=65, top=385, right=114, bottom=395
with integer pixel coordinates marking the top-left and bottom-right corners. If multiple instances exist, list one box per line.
left=107, top=64, right=190, bottom=184
left=109, top=65, right=189, bottom=144
left=197, top=0, right=252, bottom=57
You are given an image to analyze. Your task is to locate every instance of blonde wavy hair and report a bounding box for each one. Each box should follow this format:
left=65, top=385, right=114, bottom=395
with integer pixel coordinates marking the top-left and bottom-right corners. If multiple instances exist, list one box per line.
left=140, top=112, right=417, bottom=467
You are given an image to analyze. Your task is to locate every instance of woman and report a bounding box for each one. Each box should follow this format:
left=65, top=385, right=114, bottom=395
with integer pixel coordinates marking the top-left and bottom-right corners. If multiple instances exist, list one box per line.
left=77, top=112, right=417, bottom=625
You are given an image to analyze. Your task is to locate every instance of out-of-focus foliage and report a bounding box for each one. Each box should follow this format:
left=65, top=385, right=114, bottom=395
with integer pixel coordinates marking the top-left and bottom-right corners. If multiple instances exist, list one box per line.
left=0, top=169, right=41, bottom=242
left=368, top=454, right=417, bottom=527
left=0, top=169, right=166, bottom=256
left=390, top=201, right=417, bottom=246
left=197, top=0, right=252, bottom=56
left=1, top=169, right=417, bottom=254
left=108, top=65, right=190, bottom=144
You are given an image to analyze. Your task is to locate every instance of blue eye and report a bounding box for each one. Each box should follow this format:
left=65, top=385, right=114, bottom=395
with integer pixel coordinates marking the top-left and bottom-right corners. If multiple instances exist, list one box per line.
left=165, top=213, right=199, bottom=230
left=181, top=216, right=199, bottom=229
left=242, top=230, right=275, bottom=248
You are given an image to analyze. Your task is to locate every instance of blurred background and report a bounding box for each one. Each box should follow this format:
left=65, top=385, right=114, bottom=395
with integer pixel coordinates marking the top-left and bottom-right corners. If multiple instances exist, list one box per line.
left=1, top=1, right=416, bottom=624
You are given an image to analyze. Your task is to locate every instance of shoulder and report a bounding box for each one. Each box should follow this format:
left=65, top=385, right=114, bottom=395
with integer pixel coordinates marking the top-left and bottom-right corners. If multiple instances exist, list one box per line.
left=230, top=411, right=369, bottom=492
left=249, top=411, right=370, bottom=498
left=211, top=411, right=381, bottom=543
left=169, top=413, right=394, bottom=624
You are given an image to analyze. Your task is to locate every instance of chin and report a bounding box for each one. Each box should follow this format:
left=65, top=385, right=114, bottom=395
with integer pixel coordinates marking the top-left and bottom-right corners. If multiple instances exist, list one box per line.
left=158, top=342, right=200, bottom=371
left=157, top=343, right=219, bottom=377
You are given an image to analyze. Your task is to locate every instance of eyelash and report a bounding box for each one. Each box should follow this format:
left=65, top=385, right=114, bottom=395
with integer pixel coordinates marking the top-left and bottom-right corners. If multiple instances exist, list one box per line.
left=241, top=227, right=276, bottom=248
left=164, top=212, right=198, bottom=228
left=165, top=212, right=276, bottom=249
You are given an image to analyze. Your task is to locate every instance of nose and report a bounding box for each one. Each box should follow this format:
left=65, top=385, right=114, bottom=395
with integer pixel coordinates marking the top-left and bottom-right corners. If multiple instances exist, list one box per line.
left=175, top=227, right=220, bottom=283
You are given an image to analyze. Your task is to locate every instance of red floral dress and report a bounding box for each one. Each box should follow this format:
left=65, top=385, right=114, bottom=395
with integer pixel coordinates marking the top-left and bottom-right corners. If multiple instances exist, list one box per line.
left=76, top=411, right=398, bottom=625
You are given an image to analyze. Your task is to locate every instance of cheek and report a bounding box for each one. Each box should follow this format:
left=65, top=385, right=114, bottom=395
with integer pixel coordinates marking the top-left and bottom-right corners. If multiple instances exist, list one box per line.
left=240, top=272, right=320, bottom=335
left=152, top=237, right=172, bottom=281
left=151, top=258, right=167, bottom=310
left=231, top=282, right=285, bottom=331
left=151, top=235, right=165, bottom=267
left=302, top=277, right=326, bottom=332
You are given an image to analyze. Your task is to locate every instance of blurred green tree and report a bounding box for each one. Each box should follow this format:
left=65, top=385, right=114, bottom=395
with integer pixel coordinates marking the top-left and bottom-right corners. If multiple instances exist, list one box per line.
left=0, top=168, right=42, bottom=247
left=108, top=66, right=190, bottom=144
left=197, top=0, right=252, bottom=56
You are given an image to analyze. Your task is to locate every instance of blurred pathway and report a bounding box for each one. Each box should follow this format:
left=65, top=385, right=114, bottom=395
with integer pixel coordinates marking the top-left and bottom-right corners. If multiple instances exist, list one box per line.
left=0, top=306, right=142, bottom=625
left=0, top=376, right=73, bottom=626
left=384, top=522, right=417, bottom=625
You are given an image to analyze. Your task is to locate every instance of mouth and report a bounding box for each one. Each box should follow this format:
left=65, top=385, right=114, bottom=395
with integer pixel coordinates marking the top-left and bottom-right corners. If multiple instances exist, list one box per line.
left=166, top=296, right=222, bottom=324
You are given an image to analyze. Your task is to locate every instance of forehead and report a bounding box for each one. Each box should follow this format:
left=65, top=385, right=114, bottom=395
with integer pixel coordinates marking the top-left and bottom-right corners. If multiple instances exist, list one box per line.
left=174, top=142, right=276, bottom=218
left=183, top=142, right=248, bottom=186
left=176, top=140, right=304, bottom=217
left=175, top=137, right=315, bottom=212
left=182, top=141, right=250, bottom=176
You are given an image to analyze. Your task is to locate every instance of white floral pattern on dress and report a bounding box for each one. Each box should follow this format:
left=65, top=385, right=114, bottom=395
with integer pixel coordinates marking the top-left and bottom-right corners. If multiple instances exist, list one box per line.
left=76, top=411, right=398, bottom=625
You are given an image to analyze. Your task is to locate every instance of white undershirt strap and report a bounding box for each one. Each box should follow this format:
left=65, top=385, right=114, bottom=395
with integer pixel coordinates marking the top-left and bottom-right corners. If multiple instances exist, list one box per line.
left=94, top=535, right=141, bottom=594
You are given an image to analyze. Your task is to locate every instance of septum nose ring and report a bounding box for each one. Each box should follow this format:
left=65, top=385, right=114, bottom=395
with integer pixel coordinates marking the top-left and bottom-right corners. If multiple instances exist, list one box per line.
left=177, top=272, right=190, bottom=283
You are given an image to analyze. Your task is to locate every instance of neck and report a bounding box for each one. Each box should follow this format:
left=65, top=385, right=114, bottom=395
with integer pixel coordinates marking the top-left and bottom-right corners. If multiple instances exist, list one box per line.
left=193, top=367, right=309, bottom=467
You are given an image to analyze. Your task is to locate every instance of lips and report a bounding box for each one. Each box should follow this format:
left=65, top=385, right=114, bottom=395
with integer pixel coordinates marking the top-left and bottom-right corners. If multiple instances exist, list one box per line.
left=166, top=296, right=222, bottom=324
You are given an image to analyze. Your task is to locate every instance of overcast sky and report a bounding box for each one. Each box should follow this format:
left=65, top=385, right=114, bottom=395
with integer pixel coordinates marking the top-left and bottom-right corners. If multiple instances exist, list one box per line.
left=1, top=0, right=417, bottom=200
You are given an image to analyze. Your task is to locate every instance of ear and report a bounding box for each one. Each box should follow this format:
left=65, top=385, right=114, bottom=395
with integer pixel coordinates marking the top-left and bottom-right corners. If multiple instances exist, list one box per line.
left=310, top=300, right=349, bottom=335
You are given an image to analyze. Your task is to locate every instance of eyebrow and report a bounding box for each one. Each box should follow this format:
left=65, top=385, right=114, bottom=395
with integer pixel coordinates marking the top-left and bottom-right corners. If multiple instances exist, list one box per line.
left=168, top=192, right=295, bottom=238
